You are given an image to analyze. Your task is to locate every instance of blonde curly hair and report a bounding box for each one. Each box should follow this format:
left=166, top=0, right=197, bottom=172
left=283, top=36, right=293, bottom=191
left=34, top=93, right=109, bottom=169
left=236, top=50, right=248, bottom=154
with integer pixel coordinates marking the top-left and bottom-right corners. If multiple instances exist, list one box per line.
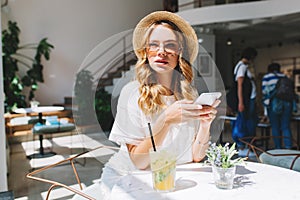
left=136, top=21, right=198, bottom=116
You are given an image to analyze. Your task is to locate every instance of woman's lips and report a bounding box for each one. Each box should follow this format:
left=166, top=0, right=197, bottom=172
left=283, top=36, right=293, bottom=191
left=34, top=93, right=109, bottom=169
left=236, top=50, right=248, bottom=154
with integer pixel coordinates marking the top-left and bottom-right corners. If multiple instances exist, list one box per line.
left=154, top=59, right=168, bottom=64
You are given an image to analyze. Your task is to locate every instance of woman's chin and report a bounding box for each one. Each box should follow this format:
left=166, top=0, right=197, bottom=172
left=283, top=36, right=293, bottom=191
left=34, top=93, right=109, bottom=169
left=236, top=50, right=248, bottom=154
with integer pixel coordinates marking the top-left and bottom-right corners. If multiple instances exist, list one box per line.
left=152, top=64, right=173, bottom=73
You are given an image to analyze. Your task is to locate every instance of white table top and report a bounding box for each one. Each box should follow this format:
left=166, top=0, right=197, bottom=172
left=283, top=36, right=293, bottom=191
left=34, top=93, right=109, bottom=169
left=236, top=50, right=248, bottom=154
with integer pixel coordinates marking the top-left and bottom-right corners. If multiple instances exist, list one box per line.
left=14, top=106, right=64, bottom=114
left=110, top=162, right=300, bottom=200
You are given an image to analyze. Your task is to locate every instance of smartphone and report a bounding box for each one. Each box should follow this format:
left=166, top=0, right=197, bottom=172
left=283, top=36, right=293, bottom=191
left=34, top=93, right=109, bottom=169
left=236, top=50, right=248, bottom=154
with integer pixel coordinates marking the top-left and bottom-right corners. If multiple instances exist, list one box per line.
left=194, top=92, right=222, bottom=106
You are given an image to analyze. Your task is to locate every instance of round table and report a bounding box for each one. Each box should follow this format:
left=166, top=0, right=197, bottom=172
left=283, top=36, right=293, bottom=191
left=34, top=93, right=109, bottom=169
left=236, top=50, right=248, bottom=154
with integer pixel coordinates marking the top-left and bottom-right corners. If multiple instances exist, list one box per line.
left=14, top=106, right=64, bottom=119
left=110, top=162, right=300, bottom=200
left=14, top=106, right=65, bottom=158
left=14, top=106, right=64, bottom=125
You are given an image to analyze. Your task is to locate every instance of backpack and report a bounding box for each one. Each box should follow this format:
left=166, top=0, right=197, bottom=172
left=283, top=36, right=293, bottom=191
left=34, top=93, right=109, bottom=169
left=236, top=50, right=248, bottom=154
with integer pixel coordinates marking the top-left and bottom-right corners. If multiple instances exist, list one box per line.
left=275, top=76, right=295, bottom=102
left=226, top=64, right=252, bottom=112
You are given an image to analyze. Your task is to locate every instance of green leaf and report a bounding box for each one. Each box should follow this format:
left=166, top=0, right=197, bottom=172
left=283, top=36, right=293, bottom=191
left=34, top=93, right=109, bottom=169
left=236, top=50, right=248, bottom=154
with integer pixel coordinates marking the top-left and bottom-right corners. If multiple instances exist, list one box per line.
left=2, top=20, right=54, bottom=112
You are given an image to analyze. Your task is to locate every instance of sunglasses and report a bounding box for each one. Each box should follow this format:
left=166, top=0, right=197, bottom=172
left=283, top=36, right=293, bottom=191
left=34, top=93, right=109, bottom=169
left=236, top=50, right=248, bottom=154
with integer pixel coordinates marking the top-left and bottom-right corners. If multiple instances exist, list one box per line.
left=146, top=41, right=181, bottom=55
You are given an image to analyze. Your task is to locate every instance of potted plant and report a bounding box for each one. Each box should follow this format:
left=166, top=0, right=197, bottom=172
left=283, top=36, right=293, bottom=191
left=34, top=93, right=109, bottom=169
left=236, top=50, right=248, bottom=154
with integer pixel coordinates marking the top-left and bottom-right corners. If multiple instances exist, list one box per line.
left=205, top=142, right=246, bottom=189
left=74, top=70, right=113, bottom=133
left=94, top=87, right=113, bottom=133
left=2, top=21, right=54, bottom=113
left=74, top=70, right=94, bottom=126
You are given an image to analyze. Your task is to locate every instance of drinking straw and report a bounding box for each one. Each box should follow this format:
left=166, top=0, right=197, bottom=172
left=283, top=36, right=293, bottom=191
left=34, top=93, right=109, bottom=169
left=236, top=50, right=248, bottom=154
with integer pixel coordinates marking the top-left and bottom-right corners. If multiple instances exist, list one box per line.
left=148, top=122, right=156, bottom=152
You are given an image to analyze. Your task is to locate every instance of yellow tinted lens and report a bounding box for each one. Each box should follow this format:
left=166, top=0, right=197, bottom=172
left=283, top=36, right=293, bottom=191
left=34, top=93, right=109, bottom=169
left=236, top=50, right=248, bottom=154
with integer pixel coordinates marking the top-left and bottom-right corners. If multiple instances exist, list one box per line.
left=146, top=42, right=179, bottom=54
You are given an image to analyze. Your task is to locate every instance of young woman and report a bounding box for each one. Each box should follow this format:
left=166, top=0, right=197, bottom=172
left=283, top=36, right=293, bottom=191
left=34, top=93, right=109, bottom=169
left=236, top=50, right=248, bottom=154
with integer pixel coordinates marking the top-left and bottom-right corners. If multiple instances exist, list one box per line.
left=100, top=11, right=220, bottom=198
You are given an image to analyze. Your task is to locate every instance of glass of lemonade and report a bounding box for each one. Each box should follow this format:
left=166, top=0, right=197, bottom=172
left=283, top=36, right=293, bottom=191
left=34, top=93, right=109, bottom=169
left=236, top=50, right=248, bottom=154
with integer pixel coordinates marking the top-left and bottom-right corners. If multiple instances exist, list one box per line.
left=149, top=146, right=176, bottom=192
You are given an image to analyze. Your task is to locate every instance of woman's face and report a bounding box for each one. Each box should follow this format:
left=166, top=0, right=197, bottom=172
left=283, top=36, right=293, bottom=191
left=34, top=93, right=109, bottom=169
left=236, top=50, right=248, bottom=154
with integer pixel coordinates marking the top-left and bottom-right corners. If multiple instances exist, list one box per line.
left=146, top=25, right=180, bottom=74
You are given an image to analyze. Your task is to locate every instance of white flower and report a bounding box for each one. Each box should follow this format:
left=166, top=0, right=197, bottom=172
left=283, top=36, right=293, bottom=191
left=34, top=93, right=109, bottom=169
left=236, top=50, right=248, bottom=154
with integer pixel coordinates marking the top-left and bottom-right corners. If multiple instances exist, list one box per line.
left=205, top=142, right=246, bottom=168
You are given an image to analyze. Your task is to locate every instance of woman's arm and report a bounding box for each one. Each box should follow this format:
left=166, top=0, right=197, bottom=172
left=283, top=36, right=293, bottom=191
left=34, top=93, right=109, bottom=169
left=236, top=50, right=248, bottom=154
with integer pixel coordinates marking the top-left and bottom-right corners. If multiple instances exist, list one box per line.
left=192, top=102, right=219, bottom=162
left=126, top=100, right=206, bottom=169
left=126, top=114, right=171, bottom=170
left=192, top=125, right=210, bottom=162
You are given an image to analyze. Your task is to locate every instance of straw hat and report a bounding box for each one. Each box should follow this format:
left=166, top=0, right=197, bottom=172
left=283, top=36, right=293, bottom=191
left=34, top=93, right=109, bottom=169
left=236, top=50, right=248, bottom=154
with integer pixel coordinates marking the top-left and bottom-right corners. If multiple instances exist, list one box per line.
left=133, top=11, right=198, bottom=64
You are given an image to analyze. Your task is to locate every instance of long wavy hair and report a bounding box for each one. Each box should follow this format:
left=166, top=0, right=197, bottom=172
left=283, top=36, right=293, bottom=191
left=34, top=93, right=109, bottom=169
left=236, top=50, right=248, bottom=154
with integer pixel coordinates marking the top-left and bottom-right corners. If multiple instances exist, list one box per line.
left=135, top=20, right=197, bottom=116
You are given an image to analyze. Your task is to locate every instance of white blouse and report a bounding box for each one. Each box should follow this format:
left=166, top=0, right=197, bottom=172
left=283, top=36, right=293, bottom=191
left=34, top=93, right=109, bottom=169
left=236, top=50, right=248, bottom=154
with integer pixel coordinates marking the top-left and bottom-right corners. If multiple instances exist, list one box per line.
left=100, top=81, right=199, bottom=199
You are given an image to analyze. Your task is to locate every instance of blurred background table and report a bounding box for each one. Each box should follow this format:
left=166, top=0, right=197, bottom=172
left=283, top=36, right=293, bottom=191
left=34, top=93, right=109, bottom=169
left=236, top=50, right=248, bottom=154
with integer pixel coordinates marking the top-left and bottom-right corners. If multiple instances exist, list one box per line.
left=14, top=106, right=64, bottom=123
left=14, top=106, right=65, bottom=159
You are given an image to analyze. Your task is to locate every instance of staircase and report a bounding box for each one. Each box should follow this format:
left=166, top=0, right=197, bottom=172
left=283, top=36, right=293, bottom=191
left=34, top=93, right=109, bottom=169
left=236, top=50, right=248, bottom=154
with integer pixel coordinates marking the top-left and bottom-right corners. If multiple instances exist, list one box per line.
left=97, top=51, right=137, bottom=94
left=78, top=30, right=137, bottom=95
left=72, top=31, right=138, bottom=133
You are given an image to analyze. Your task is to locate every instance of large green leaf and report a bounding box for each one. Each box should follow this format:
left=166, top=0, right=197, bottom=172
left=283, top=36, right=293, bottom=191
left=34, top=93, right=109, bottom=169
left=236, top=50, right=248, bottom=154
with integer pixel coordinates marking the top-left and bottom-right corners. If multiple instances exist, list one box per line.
left=2, top=21, right=54, bottom=112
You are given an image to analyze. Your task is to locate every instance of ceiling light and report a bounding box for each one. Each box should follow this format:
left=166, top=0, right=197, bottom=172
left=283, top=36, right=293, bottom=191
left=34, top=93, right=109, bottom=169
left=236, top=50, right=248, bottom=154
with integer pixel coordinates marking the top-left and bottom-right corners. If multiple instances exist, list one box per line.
left=226, top=38, right=232, bottom=46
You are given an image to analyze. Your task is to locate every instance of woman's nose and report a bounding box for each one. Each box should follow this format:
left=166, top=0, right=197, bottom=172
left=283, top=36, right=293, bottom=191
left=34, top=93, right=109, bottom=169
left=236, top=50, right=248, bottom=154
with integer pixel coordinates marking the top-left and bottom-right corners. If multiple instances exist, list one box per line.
left=157, top=44, right=166, bottom=55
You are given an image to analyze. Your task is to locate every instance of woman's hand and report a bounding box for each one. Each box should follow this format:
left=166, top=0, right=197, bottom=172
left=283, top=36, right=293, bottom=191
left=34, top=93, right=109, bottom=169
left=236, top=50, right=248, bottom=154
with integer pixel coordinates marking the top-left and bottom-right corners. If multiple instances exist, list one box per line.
left=198, top=100, right=220, bottom=128
left=163, top=99, right=220, bottom=125
left=192, top=99, right=220, bottom=162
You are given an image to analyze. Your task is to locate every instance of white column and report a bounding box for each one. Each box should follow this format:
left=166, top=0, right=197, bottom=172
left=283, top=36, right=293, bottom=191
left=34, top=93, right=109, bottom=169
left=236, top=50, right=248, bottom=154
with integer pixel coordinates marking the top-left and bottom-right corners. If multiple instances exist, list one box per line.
left=0, top=7, right=8, bottom=191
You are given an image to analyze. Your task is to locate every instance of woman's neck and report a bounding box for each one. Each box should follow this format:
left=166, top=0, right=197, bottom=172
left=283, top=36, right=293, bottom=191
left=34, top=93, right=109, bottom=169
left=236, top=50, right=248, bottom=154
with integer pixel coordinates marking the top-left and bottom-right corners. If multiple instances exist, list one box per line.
left=156, top=72, right=173, bottom=90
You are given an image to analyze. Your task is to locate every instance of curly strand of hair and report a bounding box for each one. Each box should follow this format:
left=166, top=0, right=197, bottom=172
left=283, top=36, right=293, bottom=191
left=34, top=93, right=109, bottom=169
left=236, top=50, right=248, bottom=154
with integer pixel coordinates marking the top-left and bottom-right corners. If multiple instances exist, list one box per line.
left=135, top=58, right=149, bottom=83
left=138, top=84, right=166, bottom=115
left=179, top=57, right=193, bottom=83
left=178, top=57, right=198, bottom=100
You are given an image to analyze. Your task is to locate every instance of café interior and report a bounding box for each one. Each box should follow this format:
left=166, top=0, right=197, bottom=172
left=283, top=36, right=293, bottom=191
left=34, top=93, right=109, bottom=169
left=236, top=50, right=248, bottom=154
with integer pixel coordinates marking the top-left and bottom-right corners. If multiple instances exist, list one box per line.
left=1, top=0, right=300, bottom=199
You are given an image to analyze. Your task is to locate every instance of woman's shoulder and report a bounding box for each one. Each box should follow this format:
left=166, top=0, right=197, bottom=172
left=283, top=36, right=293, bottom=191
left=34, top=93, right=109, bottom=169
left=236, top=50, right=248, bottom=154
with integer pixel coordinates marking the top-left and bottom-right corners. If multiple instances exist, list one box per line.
left=119, top=80, right=139, bottom=97
left=117, top=80, right=140, bottom=107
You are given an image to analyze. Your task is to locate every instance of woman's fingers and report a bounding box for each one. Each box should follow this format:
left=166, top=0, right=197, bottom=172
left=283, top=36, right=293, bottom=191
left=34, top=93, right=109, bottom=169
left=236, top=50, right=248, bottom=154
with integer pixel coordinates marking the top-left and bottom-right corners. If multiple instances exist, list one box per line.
left=168, top=99, right=220, bottom=122
left=212, top=99, right=221, bottom=108
left=183, top=105, right=217, bottom=118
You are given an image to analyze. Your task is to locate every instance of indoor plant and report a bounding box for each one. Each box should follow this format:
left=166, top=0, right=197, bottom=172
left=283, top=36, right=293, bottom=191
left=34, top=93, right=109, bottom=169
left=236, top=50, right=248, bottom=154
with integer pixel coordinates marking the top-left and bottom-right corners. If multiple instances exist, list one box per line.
left=74, top=70, right=113, bottom=132
left=205, top=142, right=246, bottom=189
left=2, top=21, right=54, bottom=112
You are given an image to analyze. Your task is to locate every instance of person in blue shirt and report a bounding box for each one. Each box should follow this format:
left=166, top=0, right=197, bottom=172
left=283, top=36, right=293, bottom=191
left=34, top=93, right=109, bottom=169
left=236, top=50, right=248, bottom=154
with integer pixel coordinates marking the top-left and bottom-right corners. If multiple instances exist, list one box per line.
left=262, top=62, right=294, bottom=149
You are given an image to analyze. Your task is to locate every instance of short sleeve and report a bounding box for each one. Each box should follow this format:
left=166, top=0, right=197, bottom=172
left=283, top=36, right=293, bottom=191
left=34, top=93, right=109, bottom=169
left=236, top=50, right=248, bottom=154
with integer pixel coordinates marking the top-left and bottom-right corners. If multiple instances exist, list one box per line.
left=109, top=81, right=148, bottom=145
left=235, top=63, right=247, bottom=80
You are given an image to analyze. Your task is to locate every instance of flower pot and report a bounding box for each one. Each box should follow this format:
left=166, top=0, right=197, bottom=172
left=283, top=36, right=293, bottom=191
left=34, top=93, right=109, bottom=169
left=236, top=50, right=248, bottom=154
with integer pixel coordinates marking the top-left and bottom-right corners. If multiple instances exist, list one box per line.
left=212, top=165, right=236, bottom=189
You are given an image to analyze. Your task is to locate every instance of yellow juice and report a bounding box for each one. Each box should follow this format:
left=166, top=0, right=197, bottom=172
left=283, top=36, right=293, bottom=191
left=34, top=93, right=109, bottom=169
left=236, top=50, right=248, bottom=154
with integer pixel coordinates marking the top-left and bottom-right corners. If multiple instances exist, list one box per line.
left=150, top=151, right=176, bottom=192
left=153, top=162, right=176, bottom=191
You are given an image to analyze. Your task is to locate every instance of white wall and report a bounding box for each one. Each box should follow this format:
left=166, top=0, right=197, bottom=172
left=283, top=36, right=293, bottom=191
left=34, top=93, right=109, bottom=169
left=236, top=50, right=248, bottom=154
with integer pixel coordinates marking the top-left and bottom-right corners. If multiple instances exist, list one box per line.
left=256, top=44, right=300, bottom=75
left=194, top=33, right=218, bottom=92
left=0, top=7, right=8, bottom=191
left=2, top=0, right=163, bottom=105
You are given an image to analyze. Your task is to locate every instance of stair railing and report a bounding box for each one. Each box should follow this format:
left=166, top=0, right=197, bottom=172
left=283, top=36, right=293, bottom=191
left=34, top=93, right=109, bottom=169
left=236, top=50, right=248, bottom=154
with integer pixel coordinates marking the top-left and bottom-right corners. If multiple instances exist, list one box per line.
left=79, top=30, right=135, bottom=87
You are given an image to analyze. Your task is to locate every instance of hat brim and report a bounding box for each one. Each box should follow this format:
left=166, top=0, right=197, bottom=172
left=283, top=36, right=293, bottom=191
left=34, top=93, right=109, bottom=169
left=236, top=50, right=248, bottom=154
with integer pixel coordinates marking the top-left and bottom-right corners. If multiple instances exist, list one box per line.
left=133, top=11, right=198, bottom=64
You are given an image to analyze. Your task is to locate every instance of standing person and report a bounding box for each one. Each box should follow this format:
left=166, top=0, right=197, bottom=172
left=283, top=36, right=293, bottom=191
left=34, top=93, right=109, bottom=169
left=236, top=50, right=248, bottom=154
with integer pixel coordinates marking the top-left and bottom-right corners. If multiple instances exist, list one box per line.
left=232, top=47, right=258, bottom=154
left=97, top=11, right=220, bottom=199
left=262, top=63, right=294, bottom=149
